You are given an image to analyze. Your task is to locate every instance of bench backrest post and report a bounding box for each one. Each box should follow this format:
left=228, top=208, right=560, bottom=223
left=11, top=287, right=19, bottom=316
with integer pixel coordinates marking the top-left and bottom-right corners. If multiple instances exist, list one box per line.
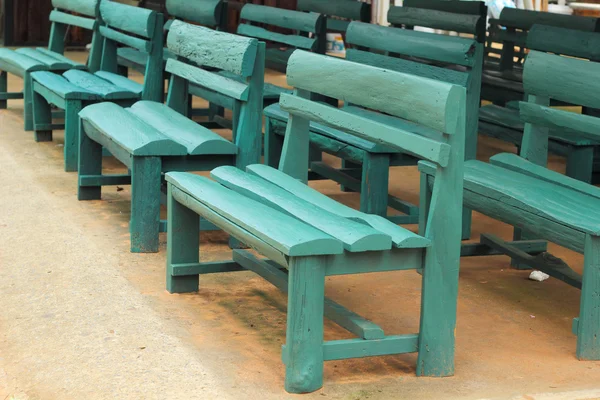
left=164, top=21, right=264, bottom=169
left=48, top=0, right=101, bottom=70
left=98, top=0, right=165, bottom=102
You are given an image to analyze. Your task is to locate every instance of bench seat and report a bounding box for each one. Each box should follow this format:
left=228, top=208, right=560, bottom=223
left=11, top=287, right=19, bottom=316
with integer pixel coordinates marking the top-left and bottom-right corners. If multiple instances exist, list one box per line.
left=420, top=156, right=600, bottom=237
left=79, top=101, right=237, bottom=157
left=0, top=48, right=84, bottom=77
left=479, top=104, right=598, bottom=146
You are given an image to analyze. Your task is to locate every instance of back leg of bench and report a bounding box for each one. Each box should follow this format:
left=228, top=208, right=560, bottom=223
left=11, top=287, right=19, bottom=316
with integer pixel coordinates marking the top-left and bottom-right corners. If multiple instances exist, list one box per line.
left=0, top=71, right=7, bottom=109
left=166, top=184, right=200, bottom=293
left=284, top=255, right=326, bottom=394
left=23, top=72, right=34, bottom=131
left=577, top=234, right=600, bottom=360
left=264, top=117, right=283, bottom=168
left=78, top=122, right=103, bottom=201
left=360, top=153, right=389, bottom=217
left=64, top=100, right=84, bottom=172
left=130, top=156, right=162, bottom=253
left=32, top=89, right=52, bottom=142
left=566, top=146, right=594, bottom=184
left=117, top=65, right=128, bottom=78
left=340, top=160, right=360, bottom=192
left=419, top=173, right=432, bottom=237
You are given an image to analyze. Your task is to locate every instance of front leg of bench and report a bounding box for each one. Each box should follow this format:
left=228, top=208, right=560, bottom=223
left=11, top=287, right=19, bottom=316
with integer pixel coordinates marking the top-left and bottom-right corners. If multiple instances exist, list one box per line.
left=32, top=89, right=53, bottom=142
left=566, top=145, right=594, bottom=184
left=130, top=156, right=162, bottom=253
left=360, top=153, right=389, bottom=217
left=284, top=255, right=326, bottom=394
left=166, top=184, right=200, bottom=293
left=0, top=71, right=7, bottom=109
left=577, top=234, right=600, bottom=360
left=78, top=124, right=103, bottom=201
left=340, top=160, right=360, bottom=192
left=23, top=72, right=34, bottom=131
left=64, top=100, right=84, bottom=172
left=264, top=117, right=283, bottom=168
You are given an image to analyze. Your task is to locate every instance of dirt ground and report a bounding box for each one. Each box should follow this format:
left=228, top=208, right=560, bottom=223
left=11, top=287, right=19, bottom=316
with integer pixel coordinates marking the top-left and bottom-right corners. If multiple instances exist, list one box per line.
left=1, top=52, right=600, bottom=400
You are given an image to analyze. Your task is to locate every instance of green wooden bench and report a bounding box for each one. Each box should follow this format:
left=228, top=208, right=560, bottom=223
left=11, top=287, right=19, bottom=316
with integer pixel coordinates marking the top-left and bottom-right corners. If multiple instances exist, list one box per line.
left=296, top=0, right=370, bottom=34
left=30, top=0, right=164, bottom=172
left=77, top=21, right=263, bottom=253
left=117, top=0, right=227, bottom=77
left=0, top=0, right=103, bottom=131
left=421, top=51, right=600, bottom=360
left=480, top=25, right=600, bottom=184
left=165, top=49, right=467, bottom=393
left=388, top=0, right=487, bottom=43
left=264, top=21, right=482, bottom=240
left=483, top=8, right=599, bottom=106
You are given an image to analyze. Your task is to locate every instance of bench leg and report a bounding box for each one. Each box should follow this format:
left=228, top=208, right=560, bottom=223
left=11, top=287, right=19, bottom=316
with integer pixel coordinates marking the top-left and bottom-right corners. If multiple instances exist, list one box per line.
left=360, top=153, right=389, bottom=217
left=166, top=184, right=200, bottom=293
left=510, top=228, right=533, bottom=270
left=0, top=71, right=7, bottom=109
left=78, top=122, right=103, bottom=201
left=576, top=234, right=600, bottom=360
left=64, top=100, right=83, bottom=172
left=566, top=146, right=594, bottom=184
left=264, top=117, right=283, bottom=168
left=117, top=65, right=128, bottom=78
left=340, top=160, right=360, bottom=192
left=130, top=156, right=162, bottom=253
left=23, top=72, right=34, bottom=131
left=461, top=209, right=473, bottom=240
left=284, top=255, right=326, bottom=394
left=32, top=89, right=53, bottom=142
left=419, top=173, right=432, bottom=236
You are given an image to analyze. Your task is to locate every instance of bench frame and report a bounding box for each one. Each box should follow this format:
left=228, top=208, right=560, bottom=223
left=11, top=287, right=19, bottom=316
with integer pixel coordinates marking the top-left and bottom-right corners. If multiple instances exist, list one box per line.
left=31, top=1, right=165, bottom=172
left=0, top=0, right=102, bottom=131
left=166, top=50, right=467, bottom=393
left=78, top=22, right=264, bottom=253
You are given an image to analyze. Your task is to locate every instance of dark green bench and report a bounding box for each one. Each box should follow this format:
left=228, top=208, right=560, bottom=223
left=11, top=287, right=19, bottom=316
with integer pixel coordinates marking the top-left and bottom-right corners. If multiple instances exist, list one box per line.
left=421, top=51, right=600, bottom=360
left=296, top=0, right=370, bottom=34
left=77, top=21, right=264, bottom=253
left=117, top=0, right=227, bottom=77
left=480, top=25, right=600, bottom=184
left=264, top=20, right=483, bottom=240
left=30, top=0, right=164, bottom=172
left=0, top=0, right=103, bottom=131
left=483, top=8, right=599, bottom=106
left=165, top=49, right=467, bottom=393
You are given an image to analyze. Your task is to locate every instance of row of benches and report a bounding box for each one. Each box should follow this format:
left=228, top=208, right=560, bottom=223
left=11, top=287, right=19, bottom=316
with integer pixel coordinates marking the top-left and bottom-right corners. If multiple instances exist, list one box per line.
left=2, top=0, right=600, bottom=394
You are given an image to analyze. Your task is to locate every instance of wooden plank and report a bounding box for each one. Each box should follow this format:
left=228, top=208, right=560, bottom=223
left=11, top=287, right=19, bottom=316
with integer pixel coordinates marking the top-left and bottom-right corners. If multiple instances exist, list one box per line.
left=167, top=20, right=258, bottom=77
left=79, top=102, right=188, bottom=156
left=49, top=10, right=97, bottom=30
left=247, top=164, right=431, bottom=249
left=128, top=101, right=237, bottom=156
left=93, top=71, right=143, bottom=95
left=62, top=70, right=137, bottom=100
left=166, top=0, right=223, bottom=26
left=279, top=94, right=451, bottom=166
left=238, top=24, right=316, bottom=51
left=297, top=0, right=369, bottom=21
left=241, top=3, right=321, bottom=33
left=188, top=83, right=236, bottom=111
left=233, top=249, right=385, bottom=340
left=166, top=172, right=344, bottom=257
left=388, top=7, right=482, bottom=36
left=170, top=261, right=245, bottom=276
left=286, top=51, right=465, bottom=134
left=52, top=0, right=99, bottom=17
left=99, top=26, right=151, bottom=53
left=32, top=71, right=100, bottom=100
left=100, top=0, right=156, bottom=38
left=211, top=166, right=393, bottom=252
left=499, top=7, right=598, bottom=31
left=14, top=48, right=71, bottom=69
left=35, top=48, right=84, bottom=68
left=403, top=0, right=485, bottom=16
left=322, top=334, right=419, bottom=361
left=527, top=25, right=600, bottom=61
left=165, top=59, right=249, bottom=101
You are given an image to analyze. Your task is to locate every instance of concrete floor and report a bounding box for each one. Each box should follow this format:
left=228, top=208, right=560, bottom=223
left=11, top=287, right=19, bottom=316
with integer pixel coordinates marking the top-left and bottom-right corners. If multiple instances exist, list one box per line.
left=1, top=52, right=600, bottom=400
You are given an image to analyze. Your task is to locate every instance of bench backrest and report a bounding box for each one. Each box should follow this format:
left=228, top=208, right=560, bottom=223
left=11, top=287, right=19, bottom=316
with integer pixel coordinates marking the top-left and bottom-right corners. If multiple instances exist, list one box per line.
left=296, top=0, right=370, bottom=33
left=278, top=50, right=466, bottom=248
left=49, top=0, right=101, bottom=70
left=519, top=51, right=600, bottom=168
left=345, top=21, right=482, bottom=161
left=527, top=25, right=600, bottom=62
left=165, top=0, right=227, bottom=31
left=165, top=20, right=264, bottom=169
left=98, top=0, right=164, bottom=102
left=388, top=0, right=487, bottom=43
left=487, top=9, right=599, bottom=70
left=237, top=4, right=326, bottom=71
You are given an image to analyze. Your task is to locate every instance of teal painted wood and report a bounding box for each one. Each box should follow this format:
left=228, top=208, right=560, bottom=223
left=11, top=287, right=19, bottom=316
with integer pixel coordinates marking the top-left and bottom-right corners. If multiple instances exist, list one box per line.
left=322, top=334, right=418, bottom=361
left=211, top=166, right=393, bottom=252
left=388, top=7, right=482, bottom=37
left=499, top=7, right=598, bottom=31
left=62, top=70, right=137, bottom=99
left=297, top=0, right=370, bottom=33
left=237, top=24, right=317, bottom=51
left=63, top=100, right=83, bottom=172
left=360, top=153, right=389, bottom=216
left=77, top=117, right=103, bottom=201
left=130, top=157, right=162, bottom=253
left=346, top=22, right=477, bottom=67
left=241, top=3, right=321, bottom=33
left=577, top=235, right=600, bottom=359
left=168, top=21, right=258, bottom=77
left=527, top=25, right=600, bottom=61
left=166, top=184, right=200, bottom=293
left=166, top=0, right=223, bottom=27
left=404, top=0, right=485, bottom=16
left=99, top=26, right=151, bottom=53
left=49, top=10, right=97, bottom=30
left=31, top=71, right=98, bottom=100
left=52, top=0, right=99, bottom=16
left=100, top=0, right=157, bottom=39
